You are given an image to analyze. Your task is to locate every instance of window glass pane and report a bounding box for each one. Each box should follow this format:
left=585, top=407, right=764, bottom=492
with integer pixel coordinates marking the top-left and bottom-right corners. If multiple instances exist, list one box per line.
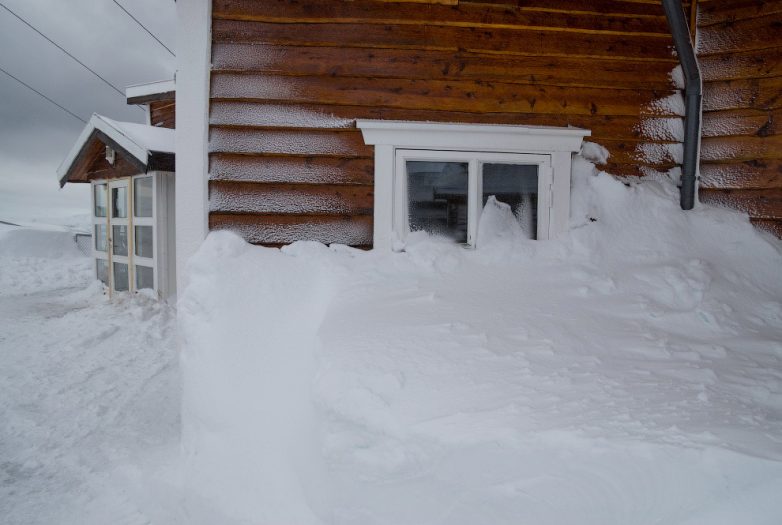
left=134, top=177, right=153, bottom=217
left=407, top=161, right=468, bottom=242
left=112, top=225, right=128, bottom=256
left=112, top=186, right=127, bottom=218
left=135, top=225, right=153, bottom=258
left=96, top=259, right=109, bottom=285
left=113, top=262, right=129, bottom=292
left=482, top=163, right=539, bottom=240
left=94, top=184, right=107, bottom=217
left=94, top=224, right=107, bottom=252
left=136, top=265, right=154, bottom=290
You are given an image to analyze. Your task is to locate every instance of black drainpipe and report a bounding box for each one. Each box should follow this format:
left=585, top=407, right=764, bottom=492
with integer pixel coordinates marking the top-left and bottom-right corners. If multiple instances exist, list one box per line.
left=662, top=0, right=702, bottom=210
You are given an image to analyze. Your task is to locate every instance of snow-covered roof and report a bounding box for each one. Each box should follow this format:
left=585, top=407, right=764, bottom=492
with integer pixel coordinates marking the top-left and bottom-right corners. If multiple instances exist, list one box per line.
left=57, top=114, right=175, bottom=187
left=126, top=79, right=175, bottom=104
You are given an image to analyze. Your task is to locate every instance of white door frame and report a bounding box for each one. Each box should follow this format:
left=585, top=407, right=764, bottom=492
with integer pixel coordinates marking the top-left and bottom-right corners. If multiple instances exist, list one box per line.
left=108, top=178, right=132, bottom=293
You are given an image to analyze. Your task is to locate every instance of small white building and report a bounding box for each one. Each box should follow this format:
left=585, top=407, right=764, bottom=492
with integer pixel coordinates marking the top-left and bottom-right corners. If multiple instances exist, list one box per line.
left=57, top=81, right=176, bottom=299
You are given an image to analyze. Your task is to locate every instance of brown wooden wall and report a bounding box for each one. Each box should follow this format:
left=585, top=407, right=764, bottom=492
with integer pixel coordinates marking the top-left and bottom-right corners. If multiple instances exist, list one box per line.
left=150, top=99, right=175, bottom=129
left=208, top=0, right=683, bottom=246
left=697, top=0, right=782, bottom=237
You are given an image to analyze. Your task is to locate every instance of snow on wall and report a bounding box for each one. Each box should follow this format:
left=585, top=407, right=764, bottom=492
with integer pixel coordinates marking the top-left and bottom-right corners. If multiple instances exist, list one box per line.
left=635, top=79, right=686, bottom=166
left=645, top=91, right=686, bottom=117
left=209, top=157, right=370, bottom=185
left=635, top=142, right=684, bottom=165
left=636, top=117, right=685, bottom=142
left=210, top=102, right=353, bottom=129
left=209, top=185, right=363, bottom=215
left=209, top=128, right=364, bottom=156
left=209, top=219, right=372, bottom=246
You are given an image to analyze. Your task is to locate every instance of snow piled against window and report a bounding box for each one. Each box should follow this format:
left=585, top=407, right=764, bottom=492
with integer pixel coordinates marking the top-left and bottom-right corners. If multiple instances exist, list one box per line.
left=178, top=158, right=782, bottom=524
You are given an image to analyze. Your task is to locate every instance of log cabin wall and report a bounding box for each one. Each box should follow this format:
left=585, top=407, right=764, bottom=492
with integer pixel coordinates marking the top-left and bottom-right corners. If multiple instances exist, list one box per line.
left=697, top=0, right=782, bottom=237
left=150, top=99, right=175, bottom=129
left=209, top=0, right=684, bottom=247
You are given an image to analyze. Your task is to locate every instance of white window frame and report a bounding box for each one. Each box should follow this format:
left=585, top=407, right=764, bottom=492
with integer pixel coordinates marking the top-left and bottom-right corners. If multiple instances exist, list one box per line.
left=131, top=174, right=157, bottom=292
left=357, top=120, right=591, bottom=250
left=395, top=150, right=551, bottom=245
left=91, top=182, right=109, bottom=285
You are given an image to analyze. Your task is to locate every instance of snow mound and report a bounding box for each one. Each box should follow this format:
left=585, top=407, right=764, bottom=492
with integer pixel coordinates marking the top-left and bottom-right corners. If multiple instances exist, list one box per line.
left=179, top=158, right=782, bottom=524
left=0, top=227, right=85, bottom=258
left=0, top=227, right=92, bottom=296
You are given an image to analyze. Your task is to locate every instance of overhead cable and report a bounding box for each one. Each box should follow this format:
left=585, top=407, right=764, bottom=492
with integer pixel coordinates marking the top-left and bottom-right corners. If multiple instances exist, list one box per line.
left=111, top=0, right=175, bottom=57
left=0, top=65, right=87, bottom=124
left=0, top=2, right=143, bottom=112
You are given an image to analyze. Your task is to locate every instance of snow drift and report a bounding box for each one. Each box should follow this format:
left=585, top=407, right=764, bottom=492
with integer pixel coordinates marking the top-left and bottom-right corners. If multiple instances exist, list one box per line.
left=179, top=158, right=782, bottom=524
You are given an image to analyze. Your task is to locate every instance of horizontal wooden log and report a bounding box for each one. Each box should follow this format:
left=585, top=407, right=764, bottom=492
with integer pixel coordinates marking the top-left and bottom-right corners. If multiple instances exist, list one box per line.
left=699, top=48, right=782, bottom=82
left=750, top=218, right=782, bottom=238
left=703, top=76, right=782, bottom=112
left=212, top=0, right=671, bottom=35
left=210, top=155, right=374, bottom=185
left=211, top=20, right=676, bottom=61
left=211, top=73, right=680, bottom=117
left=209, top=212, right=373, bottom=245
left=700, top=160, right=782, bottom=189
left=702, top=108, right=781, bottom=138
left=210, top=100, right=681, bottom=141
left=209, top=181, right=374, bottom=215
left=699, top=188, right=782, bottom=219
left=464, top=0, right=669, bottom=17
left=697, top=13, right=782, bottom=56
left=211, top=43, right=677, bottom=91
left=594, top=162, right=678, bottom=177
left=209, top=127, right=373, bottom=157
left=150, top=100, right=175, bottom=129
left=596, top=139, right=682, bottom=165
left=700, top=134, right=782, bottom=162
left=698, top=0, right=782, bottom=27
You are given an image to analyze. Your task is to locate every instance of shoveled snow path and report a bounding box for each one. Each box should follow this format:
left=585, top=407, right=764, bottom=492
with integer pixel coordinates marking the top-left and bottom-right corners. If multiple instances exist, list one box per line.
left=0, top=275, right=179, bottom=524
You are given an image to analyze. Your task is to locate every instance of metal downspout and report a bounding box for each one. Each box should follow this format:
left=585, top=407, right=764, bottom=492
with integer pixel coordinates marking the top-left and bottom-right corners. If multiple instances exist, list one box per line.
left=662, top=0, right=702, bottom=210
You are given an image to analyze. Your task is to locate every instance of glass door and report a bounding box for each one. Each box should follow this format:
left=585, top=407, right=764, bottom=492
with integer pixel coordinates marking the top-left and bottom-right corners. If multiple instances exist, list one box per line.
left=108, top=179, right=131, bottom=292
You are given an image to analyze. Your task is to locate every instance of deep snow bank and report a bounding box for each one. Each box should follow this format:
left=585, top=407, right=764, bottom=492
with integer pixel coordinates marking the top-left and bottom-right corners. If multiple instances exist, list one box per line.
left=0, top=225, right=91, bottom=295
left=179, top=160, right=782, bottom=524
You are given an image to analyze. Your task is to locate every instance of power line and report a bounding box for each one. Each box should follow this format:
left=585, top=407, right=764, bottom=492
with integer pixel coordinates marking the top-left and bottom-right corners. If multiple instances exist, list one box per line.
left=111, top=0, right=175, bottom=57
left=0, top=65, right=87, bottom=124
left=0, top=2, right=143, bottom=112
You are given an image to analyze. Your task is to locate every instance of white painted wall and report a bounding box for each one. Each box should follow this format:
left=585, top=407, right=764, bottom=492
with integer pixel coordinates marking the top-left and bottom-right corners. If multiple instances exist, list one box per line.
left=175, top=0, right=212, bottom=294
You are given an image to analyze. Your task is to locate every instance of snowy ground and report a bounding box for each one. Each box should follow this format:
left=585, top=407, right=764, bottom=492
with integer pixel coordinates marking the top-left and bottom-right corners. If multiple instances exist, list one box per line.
left=2, top=159, right=782, bottom=524
left=0, top=224, right=179, bottom=525
left=180, top=162, right=782, bottom=524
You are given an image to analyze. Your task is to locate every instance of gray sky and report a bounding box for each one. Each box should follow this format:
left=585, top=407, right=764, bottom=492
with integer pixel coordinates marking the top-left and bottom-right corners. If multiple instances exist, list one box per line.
left=0, top=0, right=175, bottom=229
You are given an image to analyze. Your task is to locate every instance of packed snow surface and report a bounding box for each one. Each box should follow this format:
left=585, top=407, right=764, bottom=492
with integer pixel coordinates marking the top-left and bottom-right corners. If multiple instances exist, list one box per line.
left=0, top=225, right=179, bottom=524
left=179, top=161, right=782, bottom=524
left=2, top=158, right=782, bottom=524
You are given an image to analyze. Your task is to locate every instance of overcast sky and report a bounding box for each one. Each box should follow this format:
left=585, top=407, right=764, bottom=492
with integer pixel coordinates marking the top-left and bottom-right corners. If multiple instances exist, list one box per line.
left=0, top=0, right=175, bottom=229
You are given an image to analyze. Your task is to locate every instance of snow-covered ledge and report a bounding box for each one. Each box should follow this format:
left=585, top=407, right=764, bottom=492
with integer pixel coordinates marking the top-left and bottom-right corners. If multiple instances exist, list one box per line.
left=356, top=120, right=591, bottom=250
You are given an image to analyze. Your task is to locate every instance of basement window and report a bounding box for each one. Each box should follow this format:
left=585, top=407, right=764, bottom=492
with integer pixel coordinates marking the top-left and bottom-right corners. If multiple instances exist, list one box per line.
left=357, top=121, right=590, bottom=250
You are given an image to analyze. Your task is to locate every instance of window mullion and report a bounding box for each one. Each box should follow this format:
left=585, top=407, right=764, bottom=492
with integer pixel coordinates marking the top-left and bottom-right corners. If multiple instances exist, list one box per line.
left=467, top=159, right=480, bottom=247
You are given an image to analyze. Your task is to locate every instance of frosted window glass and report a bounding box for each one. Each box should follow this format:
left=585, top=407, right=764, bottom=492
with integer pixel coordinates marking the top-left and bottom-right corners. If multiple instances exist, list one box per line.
left=96, top=259, right=109, bottom=285
left=94, top=224, right=107, bottom=252
left=482, top=164, right=539, bottom=240
left=112, top=186, right=127, bottom=218
left=134, top=177, right=153, bottom=217
left=407, top=161, right=468, bottom=242
left=112, top=225, right=128, bottom=256
left=94, top=184, right=107, bottom=217
left=135, top=265, right=154, bottom=290
left=113, top=263, right=129, bottom=292
left=135, top=226, right=153, bottom=258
